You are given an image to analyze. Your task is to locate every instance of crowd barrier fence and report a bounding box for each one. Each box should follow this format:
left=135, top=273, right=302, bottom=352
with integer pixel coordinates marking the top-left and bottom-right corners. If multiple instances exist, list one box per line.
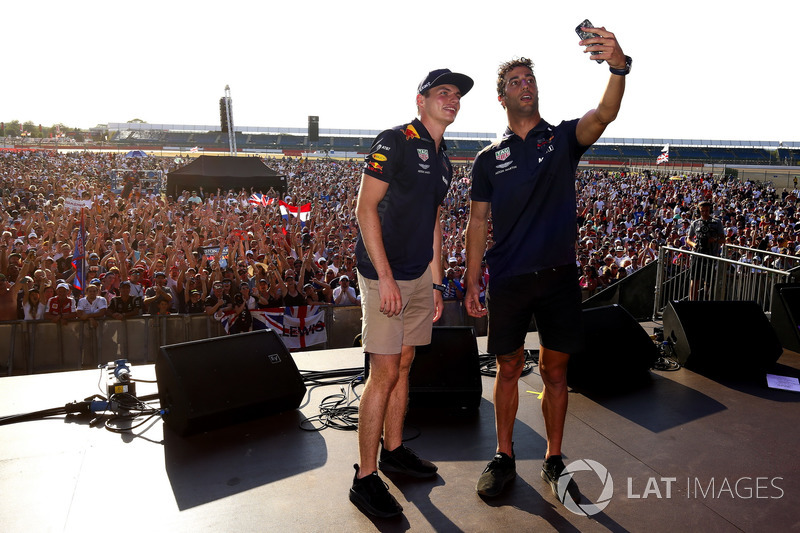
left=1, top=300, right=486, bottom=376
left=653, top=245, right=795, bottom=318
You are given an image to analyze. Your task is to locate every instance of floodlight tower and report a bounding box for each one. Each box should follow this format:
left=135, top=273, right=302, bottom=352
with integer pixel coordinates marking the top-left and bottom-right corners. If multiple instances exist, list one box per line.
left=223, top=85, right=237, bottom=156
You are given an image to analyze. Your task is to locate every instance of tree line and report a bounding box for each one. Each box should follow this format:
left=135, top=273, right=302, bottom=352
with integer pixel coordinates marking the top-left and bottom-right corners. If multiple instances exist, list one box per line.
left=0, top=120, right=87, bottom=139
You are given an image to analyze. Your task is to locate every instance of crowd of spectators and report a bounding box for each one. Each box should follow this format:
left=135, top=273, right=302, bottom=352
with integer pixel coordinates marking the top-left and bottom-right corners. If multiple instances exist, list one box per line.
left=1, top=149, right=797, bottom=327
left=573, top=169, right=799, bottom=297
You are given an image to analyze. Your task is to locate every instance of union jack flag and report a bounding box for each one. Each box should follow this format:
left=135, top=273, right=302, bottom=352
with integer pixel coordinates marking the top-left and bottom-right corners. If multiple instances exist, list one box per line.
left=657, top=144, right=669, bottom=165
left=250, top=306, right=327, bottom=350
left=249, top=193, right=276, bottom=207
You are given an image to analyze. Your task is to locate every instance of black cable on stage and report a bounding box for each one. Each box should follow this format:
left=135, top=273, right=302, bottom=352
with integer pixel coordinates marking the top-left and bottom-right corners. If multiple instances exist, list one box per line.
left=478, top=349, right=539, bottom=377
left=298, top=367, right=364, bottom=386
left=104, top=411, right=162, bottom=433
left=652, top=357, right=681, bottom=371
left=652, top=340, right=682, bottom=371
left=300, top=380, right=360, bottom=432
left=0, top=394, right=164, bottom=433
left=0, top=406, right=69, bottom=426
left=0, top=364, right=165, bottom=434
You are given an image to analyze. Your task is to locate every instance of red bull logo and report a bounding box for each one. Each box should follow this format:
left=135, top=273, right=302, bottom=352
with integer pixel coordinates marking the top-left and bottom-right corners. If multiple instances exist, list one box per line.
left=403, top=124, right=420, bottom=140
left=368, top=161, right=383, bottom=174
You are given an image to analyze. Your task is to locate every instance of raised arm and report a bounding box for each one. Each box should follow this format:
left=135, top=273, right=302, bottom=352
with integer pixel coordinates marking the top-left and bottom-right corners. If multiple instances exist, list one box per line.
left=575, top=25, right=629, bottom=147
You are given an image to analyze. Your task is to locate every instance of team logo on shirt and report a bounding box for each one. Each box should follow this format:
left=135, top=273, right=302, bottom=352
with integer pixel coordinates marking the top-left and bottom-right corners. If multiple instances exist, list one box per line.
left=417, top=149, right=429, bottom=161
left=403, top=125, right=420, bottom=140
left=371, top=153, right=387, bottom=162
left=367, top=161, right=383, bottom=174
left=495, top=147, right=511, bottom=161
left=537, top=135, right=554, bottom=148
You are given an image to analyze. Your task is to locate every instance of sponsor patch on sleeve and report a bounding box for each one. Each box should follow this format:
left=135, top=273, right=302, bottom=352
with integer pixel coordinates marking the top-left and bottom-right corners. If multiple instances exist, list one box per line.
left=367, top=161, right=383, bottom=174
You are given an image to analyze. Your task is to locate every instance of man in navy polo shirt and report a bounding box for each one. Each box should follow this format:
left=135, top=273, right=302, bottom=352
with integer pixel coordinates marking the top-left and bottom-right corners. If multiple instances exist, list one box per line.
left=350, top=68, right=473, bottom=518
left=465, top=25, right=630, bottom=504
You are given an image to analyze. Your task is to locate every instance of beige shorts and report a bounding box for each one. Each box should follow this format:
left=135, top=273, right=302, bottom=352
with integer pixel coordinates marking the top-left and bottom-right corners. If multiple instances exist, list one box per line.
left=358, top=266, right=434, bottom=355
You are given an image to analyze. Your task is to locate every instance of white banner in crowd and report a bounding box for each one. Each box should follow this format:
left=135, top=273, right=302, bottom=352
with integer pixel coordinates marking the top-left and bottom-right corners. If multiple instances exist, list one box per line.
left=64, top=198, right=93, bottom=211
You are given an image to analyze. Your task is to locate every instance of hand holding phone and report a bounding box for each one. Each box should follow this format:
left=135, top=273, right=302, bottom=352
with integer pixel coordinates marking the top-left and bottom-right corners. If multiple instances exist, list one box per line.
left=575, top=19, right=604, bottom=64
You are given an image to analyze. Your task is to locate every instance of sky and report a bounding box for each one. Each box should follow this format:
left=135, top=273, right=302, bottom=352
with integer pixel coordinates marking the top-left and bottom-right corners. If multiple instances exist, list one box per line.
left=4, top=1, right=798, bottom=143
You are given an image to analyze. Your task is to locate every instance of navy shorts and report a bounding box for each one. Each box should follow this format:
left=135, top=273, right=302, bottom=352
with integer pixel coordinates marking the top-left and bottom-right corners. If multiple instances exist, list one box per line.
left=486, top=264, right=584, bottom=355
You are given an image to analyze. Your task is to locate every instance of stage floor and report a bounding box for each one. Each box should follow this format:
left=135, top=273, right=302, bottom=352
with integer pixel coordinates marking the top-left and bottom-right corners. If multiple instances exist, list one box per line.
left=1, top=330, right=799, bottom=533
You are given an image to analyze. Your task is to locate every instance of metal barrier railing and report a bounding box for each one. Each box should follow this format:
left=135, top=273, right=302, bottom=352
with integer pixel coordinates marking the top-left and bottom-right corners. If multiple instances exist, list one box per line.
left=653, top=246, right=793, bottom=319
left=0, top=300, right=482, bottom=376
left=722, top=243, right=800, bottom=270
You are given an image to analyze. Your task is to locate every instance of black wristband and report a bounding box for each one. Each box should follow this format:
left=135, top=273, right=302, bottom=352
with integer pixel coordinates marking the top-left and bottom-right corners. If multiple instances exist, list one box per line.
left=609, top=55, right=632, bottom=76
left=433, top=283, right=446, bottom=292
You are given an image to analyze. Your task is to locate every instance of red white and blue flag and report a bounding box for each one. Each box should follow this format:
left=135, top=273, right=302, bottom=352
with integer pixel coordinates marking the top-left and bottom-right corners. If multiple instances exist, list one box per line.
left=71, top=208, right=86, bottom=292
left=279, top=201, right=312, bottom=227
left=249, top=193, right=276, bottom=207
left=657, top=144, right=669, bottom=165
left=221, top=306, right=326, bottom=350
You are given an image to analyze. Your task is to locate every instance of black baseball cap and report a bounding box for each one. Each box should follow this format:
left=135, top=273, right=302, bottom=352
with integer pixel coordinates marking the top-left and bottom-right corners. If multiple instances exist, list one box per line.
left=418, top=69, right=474, bottom=96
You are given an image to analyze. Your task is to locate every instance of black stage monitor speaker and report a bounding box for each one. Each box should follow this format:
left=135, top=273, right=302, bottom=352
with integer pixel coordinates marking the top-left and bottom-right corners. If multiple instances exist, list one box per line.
left=365, top=326, right=482, bottom=410
left=662, top=300, right=782, bottom=377
left=308, top=115, right=319, bottom=142
left=156, top=330, right=306, bottom=436
left=568, top=305, right=658, bottom=390
left=770, top=283, right=800, bottom=353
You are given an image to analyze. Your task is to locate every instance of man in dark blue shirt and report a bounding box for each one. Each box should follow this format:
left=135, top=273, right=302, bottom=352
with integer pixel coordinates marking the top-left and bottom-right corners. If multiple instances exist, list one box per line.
left=350, top=68, right=473, bottom=518
left=465, top=25, right=630, bottom=504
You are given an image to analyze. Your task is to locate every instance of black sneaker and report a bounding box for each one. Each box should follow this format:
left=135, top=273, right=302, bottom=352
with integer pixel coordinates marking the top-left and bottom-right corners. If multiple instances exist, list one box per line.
left=541, top=455, right=581, bottom=504
left=349, top=464, right=403, bottom=518
left=476, top=452, right=516, bottom=497
left=379, top=444, right=438, bottom=478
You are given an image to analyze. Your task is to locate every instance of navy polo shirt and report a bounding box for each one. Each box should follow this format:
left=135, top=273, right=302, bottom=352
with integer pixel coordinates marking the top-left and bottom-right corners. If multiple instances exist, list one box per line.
left=355, top=118, right=453, bottom=281
left=470, top=118, right=588, bottom=280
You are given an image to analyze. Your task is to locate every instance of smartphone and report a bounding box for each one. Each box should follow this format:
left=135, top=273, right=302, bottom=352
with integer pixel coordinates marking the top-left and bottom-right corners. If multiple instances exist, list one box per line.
left=575, top=19, right=604, bottom=64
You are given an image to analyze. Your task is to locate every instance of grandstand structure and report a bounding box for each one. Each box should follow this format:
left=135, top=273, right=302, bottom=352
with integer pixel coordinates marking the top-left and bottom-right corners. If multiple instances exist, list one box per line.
left=106, top=122, right=496, bottom=160
left=104, top=122, right=800, bottom=168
